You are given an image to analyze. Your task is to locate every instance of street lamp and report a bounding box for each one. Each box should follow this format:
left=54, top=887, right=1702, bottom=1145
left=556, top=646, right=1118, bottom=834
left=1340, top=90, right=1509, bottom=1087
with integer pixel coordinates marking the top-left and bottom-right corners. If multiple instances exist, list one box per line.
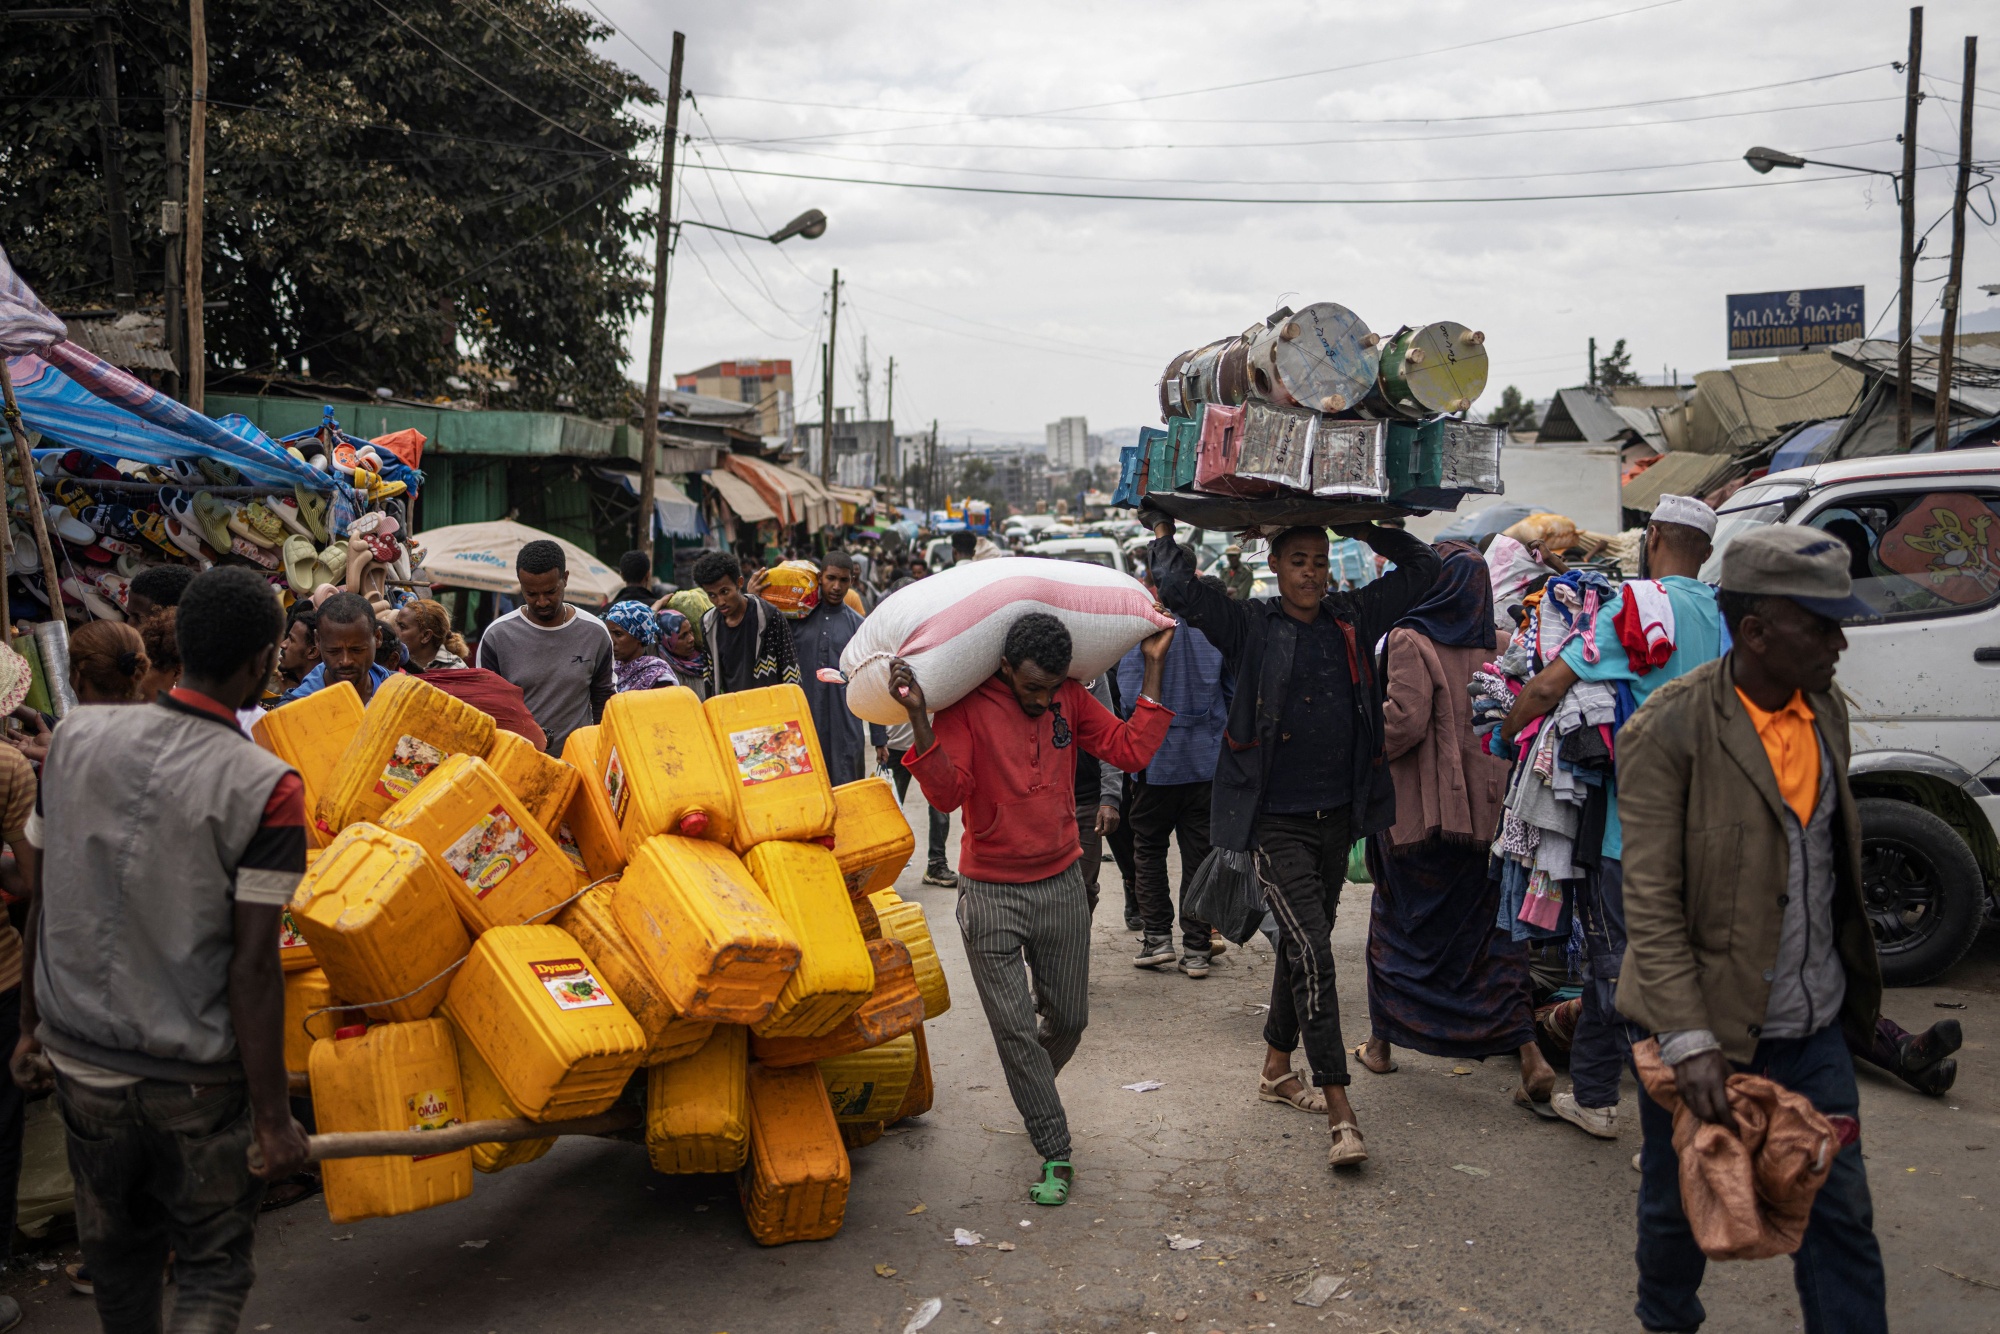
left=1742, top=146, right=1902, bottom=198
left=677, top=208, right=829, bottom=246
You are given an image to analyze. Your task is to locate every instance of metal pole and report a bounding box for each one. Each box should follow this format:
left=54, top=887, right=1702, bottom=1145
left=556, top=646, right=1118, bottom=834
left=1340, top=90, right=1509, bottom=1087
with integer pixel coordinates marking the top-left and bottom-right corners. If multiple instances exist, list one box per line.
left=1933, top=34, right=1977, bottom=450
left=184, top=0, right=207, bottom=411
left=90, top=6, right=135, bottom=308
left=1897, top=6, right=1923, bottom=451
left=161, top=66, right=185, bottom=399
left=0, top=361, right=66, bottom=625
left=1587, top=337, right=1596, bottom=388
left=819, top=269, right=839, bottom=486
left=636, top=31, right=686, bottom=564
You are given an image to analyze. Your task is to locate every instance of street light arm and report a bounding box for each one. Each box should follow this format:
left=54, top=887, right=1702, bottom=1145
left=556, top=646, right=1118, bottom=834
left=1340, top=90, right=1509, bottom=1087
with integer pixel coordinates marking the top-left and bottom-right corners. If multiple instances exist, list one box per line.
left=1744, top=145, right=1902, bottom=201
left=675, top=208, right=826, bottom=245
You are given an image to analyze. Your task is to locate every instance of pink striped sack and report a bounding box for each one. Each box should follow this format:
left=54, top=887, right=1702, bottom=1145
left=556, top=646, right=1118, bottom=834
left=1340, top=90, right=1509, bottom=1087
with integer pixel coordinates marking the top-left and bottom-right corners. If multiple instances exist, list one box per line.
left=840, top=557, right=1173, bottom=725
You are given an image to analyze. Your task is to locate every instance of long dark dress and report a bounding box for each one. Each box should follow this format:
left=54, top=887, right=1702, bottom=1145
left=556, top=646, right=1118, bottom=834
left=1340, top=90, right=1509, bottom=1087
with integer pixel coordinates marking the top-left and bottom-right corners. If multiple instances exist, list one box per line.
left=790, top=599, right=881, bottom=787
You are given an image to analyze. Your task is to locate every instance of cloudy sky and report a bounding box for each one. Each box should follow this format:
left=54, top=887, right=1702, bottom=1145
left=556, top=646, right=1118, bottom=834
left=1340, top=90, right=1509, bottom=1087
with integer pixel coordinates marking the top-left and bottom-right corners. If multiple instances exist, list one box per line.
left=590, top=0, right=1996, bottom=444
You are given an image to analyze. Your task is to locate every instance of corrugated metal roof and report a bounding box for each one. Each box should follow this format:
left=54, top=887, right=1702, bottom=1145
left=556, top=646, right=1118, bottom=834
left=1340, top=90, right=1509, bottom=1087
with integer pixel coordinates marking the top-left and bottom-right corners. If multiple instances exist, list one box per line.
left=1680, top=352, right=1865, bottom=455
left=1826, top=337, right=2000, bottom=417
left=1537, top=388, right=1634, bottom=443
left=63, top=313, right=175, bottom=372
left=1621, top=450, right=1741, bottom=513
left=1609, top=404, right=1666, bottom=449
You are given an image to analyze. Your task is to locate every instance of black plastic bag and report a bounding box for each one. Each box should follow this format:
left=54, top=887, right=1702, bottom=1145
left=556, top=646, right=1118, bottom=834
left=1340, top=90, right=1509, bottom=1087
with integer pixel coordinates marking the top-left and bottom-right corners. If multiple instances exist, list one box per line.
left=1183, top=846, right=1265, bottom=945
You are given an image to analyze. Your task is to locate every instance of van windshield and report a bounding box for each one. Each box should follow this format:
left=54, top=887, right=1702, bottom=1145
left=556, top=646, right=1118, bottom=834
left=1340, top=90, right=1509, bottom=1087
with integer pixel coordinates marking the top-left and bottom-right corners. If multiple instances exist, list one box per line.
left=1698, top=485, right=1804, bottom=582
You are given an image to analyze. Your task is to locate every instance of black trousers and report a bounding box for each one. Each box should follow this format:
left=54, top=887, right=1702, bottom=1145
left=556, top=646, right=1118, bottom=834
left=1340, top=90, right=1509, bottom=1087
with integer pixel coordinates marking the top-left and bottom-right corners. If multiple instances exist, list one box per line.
left=1130, top=780, right=1214, bottom=950
left=1107, top=782, right=1137, bottom=925
left=1257, top=810, right=1354, bottom=1088
left=0, top=985, right=22, bottom=1269
left=888, top=749, right=951, bottom=870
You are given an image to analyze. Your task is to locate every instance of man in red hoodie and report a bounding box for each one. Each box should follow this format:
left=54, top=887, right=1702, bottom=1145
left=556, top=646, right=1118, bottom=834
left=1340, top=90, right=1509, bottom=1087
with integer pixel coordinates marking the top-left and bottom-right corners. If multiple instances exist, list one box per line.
left=893, top=612, right=1175, bottom=1206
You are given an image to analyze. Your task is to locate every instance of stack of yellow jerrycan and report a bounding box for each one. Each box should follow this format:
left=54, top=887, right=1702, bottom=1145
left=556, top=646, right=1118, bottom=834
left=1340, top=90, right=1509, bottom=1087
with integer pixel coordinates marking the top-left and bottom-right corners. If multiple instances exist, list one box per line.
left=275, top=658, right=935, bottom=1243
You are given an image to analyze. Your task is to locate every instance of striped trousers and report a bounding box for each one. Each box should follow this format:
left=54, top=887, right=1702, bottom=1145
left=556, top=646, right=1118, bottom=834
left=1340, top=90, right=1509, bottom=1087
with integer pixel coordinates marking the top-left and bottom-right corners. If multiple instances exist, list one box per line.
left=955, top=862, right=1092, bottom=1162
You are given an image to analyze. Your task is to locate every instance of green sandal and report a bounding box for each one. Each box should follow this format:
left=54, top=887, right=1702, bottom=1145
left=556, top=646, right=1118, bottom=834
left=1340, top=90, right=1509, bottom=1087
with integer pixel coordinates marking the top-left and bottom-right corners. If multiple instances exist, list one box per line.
left=1029, top=1160, right=1072, bottom=1206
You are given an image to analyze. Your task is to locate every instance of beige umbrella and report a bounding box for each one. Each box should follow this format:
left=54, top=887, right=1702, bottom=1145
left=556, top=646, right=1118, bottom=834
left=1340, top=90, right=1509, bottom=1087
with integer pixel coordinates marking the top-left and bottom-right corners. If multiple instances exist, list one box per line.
left=413, top=519, right=622, bottom=605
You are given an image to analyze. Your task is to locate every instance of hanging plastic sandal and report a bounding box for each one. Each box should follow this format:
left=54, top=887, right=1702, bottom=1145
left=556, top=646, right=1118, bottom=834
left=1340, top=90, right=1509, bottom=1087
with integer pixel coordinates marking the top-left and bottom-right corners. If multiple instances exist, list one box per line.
left=195, top=458, right=241, bottom=487
left=293, top=486, right=330, bottom=543
left=1029, top=1161, right=1072, bottom=1206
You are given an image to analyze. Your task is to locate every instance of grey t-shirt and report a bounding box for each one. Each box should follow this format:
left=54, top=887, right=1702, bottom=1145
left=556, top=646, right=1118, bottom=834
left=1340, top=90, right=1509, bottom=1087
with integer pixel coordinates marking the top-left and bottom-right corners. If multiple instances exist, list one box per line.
left=475, top=606, right=615, bottom=754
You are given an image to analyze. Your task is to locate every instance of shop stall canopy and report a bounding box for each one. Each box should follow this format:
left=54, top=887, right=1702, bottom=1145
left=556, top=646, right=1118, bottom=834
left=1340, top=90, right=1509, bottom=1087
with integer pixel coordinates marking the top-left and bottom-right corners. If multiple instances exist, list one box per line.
left=415, top=518, right=621, bottom=604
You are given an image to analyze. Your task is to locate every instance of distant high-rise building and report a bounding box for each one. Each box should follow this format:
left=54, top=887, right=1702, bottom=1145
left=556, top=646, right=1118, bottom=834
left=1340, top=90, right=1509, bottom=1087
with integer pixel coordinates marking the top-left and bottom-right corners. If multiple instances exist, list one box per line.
left=676, top=359, right=794, bottom=437
left=1046, top=416, right=1088, bottom=472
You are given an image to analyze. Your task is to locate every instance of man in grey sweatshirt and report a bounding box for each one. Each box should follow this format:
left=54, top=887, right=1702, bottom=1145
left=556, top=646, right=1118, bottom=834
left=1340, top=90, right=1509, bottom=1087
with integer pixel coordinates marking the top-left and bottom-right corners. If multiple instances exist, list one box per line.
left=475, top=540, right=615, bottom=754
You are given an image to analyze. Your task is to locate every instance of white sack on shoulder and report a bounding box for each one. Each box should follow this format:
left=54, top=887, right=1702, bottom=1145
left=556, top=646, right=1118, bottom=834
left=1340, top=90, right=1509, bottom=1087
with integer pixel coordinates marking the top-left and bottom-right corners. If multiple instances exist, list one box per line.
left=840, top=557, right=1172, bottom=725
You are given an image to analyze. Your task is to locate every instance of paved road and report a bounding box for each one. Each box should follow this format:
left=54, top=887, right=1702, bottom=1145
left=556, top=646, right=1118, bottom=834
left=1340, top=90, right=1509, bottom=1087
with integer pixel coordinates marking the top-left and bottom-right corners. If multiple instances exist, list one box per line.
left=8, top=779, right=1996, bottom=1333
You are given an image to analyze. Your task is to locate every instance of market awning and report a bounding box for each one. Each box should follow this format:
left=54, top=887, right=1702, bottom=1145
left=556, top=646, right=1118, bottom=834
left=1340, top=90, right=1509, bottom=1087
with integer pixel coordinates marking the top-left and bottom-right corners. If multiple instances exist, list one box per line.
left=1620, top=450, right=1741, bottom=514
left=703, top=467, right=776, bottom=523
left=593, top=467, right=704, bottom=539
left=414, top=519, right=621, bottom=603
left=724, top=454, right=834, bottom=529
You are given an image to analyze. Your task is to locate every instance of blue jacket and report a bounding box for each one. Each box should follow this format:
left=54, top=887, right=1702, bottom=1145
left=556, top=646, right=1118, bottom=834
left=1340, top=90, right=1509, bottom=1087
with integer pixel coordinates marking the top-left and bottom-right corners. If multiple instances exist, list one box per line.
left=1116, top=617, right=1231, bottom=785
left=281, top=661, right=391, bottom=706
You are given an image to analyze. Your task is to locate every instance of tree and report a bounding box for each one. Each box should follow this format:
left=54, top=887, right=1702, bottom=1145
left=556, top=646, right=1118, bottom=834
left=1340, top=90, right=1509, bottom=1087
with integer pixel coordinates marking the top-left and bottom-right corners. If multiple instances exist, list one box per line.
left=1485, top=384, right=1538, bottom=433
left=1596, top=338, right=1641, bottom=388
left=1, top=0, right=656, bottom=415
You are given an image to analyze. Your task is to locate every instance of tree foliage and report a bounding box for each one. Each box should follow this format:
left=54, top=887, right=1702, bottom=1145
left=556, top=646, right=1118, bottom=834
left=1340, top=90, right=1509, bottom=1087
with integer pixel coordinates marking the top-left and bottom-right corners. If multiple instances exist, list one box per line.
left=1, top=0, right=658, bottom=414
left=1596, top=337, right=1641, bottom=388
left=1485, top=384, right=1538, bottom=433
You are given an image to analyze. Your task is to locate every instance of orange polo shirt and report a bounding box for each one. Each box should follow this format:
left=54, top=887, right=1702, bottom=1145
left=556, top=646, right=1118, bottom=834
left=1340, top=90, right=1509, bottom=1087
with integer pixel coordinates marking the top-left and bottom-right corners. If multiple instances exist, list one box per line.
left=1736, top=688, right=1820, bottom=825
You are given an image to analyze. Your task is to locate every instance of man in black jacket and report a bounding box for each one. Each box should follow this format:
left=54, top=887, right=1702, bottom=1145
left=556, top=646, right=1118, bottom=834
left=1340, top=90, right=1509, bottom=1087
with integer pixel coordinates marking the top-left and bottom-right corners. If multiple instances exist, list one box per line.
left=1148, top=517, right=1438, bottom=1170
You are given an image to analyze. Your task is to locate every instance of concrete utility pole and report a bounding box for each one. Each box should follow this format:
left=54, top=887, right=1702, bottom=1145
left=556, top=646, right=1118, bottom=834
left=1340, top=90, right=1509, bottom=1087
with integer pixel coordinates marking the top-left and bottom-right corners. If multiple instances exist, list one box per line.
left=636, top=31, right=687, bottom=564
left=856, top=334, right=871, bottom=420
left=90, top=7, right=135, bottom=308
left=185, top=0, right=207, bottom=410
left=819, top=268, right=840, bottom=486
left=1933, top=34, right=1977, bottom=449
left=885, top=355, right=895, bottom=426
left=1897, top=6, right=1923, bottom=450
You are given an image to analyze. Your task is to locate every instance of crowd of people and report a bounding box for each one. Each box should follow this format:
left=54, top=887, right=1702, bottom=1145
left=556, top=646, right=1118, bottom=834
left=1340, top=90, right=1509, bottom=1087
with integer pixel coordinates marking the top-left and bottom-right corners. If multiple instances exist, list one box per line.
left=0, top=500, right=1969, bottom=1333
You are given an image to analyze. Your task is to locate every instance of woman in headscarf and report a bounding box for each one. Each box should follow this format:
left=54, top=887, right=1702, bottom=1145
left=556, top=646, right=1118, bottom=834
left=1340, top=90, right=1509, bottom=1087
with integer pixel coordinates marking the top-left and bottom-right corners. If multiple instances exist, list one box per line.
left=654, top=606, right=709, bottom=697
left=604, top=601, right=676, bottom=693
left=1356, top=541, right=1556, bottom=1107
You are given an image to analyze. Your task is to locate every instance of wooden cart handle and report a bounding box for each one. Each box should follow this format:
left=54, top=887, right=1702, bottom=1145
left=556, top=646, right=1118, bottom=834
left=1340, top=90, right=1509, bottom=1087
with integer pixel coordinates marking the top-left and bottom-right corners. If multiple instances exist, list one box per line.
left=250, top=1106, right=641, bottom=1170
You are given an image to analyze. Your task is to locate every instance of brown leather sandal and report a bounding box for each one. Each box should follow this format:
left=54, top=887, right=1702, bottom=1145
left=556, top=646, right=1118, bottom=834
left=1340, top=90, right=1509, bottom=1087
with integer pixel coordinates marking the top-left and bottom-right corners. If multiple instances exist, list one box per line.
left=1258, top=1071, right=1328, bottom=1114
left=1328, top=1120, right=1368, bottom=1168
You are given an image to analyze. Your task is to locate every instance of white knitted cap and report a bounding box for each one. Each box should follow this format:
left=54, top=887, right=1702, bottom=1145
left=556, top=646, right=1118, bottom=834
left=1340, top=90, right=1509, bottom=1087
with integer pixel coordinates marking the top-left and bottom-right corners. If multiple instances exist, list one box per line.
left=1652, top=493, right=1717, bottom=537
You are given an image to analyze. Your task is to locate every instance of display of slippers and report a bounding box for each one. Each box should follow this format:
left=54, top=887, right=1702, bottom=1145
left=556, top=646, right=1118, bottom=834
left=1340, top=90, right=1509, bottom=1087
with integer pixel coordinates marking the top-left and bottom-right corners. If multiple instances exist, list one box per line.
left=46, top=503, right=95, bottom=545
left=231, top=536, right=278, bottom=569
left=293, top=486, right=330, bottom=543
left=6, top=527, right=38, bottom=573
left=362, top=532, right=399, bottom=565
left=191, top=492, right=234, bottom=555
left=61, top=576, right=125, bottom=622
left=131, top=509, right=178, bottom=558
left=52, top=479, right=94, bottom=518
left=161, top=459, right=204, bottom=486
left=282, top=535, right=319, bottom=595
left=58, top=449, right=121, bottom=482
left=330, top=443, right=358, bottom=475
left=267, top=496, right=312, bottom=538
left=79, top=503, right=139, bottom=542
left=224, top=501, right=278, bottom=550
left=195, top=458, right=241, bottom=487
left=94, top=572, right=131, bottom=609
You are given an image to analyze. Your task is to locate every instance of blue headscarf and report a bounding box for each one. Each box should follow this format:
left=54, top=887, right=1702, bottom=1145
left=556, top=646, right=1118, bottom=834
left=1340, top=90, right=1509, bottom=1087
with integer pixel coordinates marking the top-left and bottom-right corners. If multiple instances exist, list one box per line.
left=655, top=606, right=707, bottom=678
left=605, top=600, right=660, bottom=647
left=1393, top=541, right=1497, bottom=650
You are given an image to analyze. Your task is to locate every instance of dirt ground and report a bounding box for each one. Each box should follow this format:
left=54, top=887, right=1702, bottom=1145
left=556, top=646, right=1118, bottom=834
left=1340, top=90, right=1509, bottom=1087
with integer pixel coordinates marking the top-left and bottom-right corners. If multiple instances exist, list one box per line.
left=6, top=779, right=1996, bottom=1334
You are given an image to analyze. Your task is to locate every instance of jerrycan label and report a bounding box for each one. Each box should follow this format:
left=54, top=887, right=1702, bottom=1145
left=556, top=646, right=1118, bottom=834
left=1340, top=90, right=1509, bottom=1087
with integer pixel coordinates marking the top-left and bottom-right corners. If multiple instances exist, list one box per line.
left=729, top=722, right=814, bottom=786
left=531, top=957, right=614, bottom=1011
left=555, top=821, right=587, bottom=873
left=842, top=866, right=874, bottom=896
left=603, top=746, right=629, bottom=818
left=406, top=1088, right=459, bottom=1161
left=443, top=805, right=538, bottom=897
left=278, top=908, right=309, bottom=952
left=373, top=735, right=447, bottom=802
left=826, top=1080, right=878, bottom=1117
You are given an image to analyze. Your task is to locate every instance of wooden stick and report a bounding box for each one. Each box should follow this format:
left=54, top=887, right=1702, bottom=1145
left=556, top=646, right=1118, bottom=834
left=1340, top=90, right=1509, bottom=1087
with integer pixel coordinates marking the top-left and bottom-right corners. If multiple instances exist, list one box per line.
left=297, top=1106, right=640, bottom=1163
left=0, top=359, right=64, bottom=615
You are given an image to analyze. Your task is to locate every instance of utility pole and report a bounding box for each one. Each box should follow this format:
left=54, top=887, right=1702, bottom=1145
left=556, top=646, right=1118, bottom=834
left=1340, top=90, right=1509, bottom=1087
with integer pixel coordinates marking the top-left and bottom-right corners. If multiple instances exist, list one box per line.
left=1587, top=337, right=1597, bottom=388
left=818, top=268, right=840, bottom=486
left=1897, top=6, right=1923, bottom=450
left=855, top=334, right=872, bottom=420
left=161, top=67, right=184, bottom=399
left=90, top=6, right=135, bottom=308
left=185, top=0, right=207, bottom=410
left=926, top=420, right=937, bottom=515
left=885, top=356, right=895, bottom=427
left=636, top=31, right=686, bottom=564
left=1933, top=34, right=1977, bottom=449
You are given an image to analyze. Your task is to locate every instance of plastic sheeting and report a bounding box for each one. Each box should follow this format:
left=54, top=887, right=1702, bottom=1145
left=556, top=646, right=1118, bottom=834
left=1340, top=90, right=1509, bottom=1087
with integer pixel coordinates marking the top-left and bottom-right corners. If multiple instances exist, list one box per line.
left=592, top=467, right=705, bottom=539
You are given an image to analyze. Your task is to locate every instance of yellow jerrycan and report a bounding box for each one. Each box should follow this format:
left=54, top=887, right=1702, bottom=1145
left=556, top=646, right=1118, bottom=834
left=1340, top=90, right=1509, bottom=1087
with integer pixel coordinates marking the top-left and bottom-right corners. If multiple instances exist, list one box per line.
left=439, top=924, right=647, bottom=1121
left=449, top=1020, right=553, bottom=1174
left=739, top=1060, right=851, bottom=1245
left=557, top=885, right=714, bottom=1065
left=309, top=1017, right=473, bottom=1223
left=742, top=842, right=873, bottom=1041
left=894, top=1025, right=934, bottom=1122
left=597, top=687, right=735, bottom=844
left=377, top=753, right=574, bottom=935
left=278, top=904, right=317, bottom=974
left=829, top=778, right=914, bottom=897
left=483, top=728, right=580, bottom=835
left=557, top=726, right=628, bottom=881
left=282, top=967, right=343, bottom=1081
left=253, top=681, right=363, bottom=848
left=644, top=1024, right=749, bottom=1174
left=291, top=824, right=470, bottom=1023
left=703, top=684, right=835, bottom=851
left=612, top=835, right=801, bottom=1025
left=318, top=673, right=496, bottom=832
left=751, top=938, right=924, bottom=1068
left=817, top=1034, right=917, bottom=1124
left=867, top=890, right=951, bottom=1020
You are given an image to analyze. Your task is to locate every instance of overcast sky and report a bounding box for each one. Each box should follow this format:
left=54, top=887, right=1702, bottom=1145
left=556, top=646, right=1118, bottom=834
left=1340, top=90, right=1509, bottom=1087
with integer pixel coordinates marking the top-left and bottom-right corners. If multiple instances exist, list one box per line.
left=591, top=0, right=1996, bottom=443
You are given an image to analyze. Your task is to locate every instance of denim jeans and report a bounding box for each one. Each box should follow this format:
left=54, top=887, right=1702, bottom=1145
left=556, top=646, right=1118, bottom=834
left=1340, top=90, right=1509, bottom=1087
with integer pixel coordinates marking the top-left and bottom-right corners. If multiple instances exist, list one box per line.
left=57, top=1075, right=266, bottom=1334
left=1571, top=857, right=1630, bottom=1109
left=1635, top=1022, right=1887, bottom=1333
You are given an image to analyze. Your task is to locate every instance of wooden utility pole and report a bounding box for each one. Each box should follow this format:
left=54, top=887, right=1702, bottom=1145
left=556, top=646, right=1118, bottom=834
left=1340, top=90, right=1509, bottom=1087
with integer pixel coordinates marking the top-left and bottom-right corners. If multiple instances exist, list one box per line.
left=636, top=31, right=686, bottom=564
left=885, top=355, right=894, bottom=426
left=0, top=362, right=65, bottom=627
left=184, top=0, right=207, bottom=410
left=1933, top=34, right=1977, bottom=449
left=90, top=6, right=136, bottom=308
left=1587, top=337, right=1596, bottom=388
left=1897, top=6, right=1923, bottom=450
left=819, top=269, right=840, bottom=485
left=162, top=67, right=185, bottom=399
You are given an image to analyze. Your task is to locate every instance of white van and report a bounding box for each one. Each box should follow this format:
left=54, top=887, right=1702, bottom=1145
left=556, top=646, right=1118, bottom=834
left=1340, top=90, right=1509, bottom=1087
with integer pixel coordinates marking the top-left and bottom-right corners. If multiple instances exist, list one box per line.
left=1703, top=446, right=2000, bottom=984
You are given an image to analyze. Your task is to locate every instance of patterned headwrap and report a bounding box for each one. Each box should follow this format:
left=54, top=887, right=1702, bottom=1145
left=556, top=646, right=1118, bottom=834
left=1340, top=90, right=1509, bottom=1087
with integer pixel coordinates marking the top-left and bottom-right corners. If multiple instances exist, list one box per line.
left=655, top=606, right=707, bottom=678
left=605, top=600, right=660, bottom=646
left=668, top=588, right=712, bottom=647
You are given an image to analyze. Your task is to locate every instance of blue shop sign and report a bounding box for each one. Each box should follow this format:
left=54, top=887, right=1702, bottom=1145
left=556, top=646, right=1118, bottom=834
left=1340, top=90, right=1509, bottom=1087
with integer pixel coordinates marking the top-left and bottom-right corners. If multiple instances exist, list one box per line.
left=1726, top=287, right=1865, bottom=360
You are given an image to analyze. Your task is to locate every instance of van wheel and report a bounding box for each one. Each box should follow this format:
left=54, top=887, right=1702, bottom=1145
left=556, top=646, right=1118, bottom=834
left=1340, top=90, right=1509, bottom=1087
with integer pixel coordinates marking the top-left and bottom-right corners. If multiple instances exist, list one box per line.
left=1859, top=798, right=1984, bottom=987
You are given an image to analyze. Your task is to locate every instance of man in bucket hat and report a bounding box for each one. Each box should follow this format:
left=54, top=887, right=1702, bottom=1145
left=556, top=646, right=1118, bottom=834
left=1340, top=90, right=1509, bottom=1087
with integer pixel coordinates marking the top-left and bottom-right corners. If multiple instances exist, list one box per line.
left=1614, top=525, right=1887, bottom=1333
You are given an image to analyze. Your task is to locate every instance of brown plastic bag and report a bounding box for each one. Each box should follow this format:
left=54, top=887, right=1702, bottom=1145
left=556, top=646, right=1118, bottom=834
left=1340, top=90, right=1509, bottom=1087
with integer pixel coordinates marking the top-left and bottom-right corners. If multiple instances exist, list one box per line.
left=1631, top=1038, right=1840, bottom=1261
